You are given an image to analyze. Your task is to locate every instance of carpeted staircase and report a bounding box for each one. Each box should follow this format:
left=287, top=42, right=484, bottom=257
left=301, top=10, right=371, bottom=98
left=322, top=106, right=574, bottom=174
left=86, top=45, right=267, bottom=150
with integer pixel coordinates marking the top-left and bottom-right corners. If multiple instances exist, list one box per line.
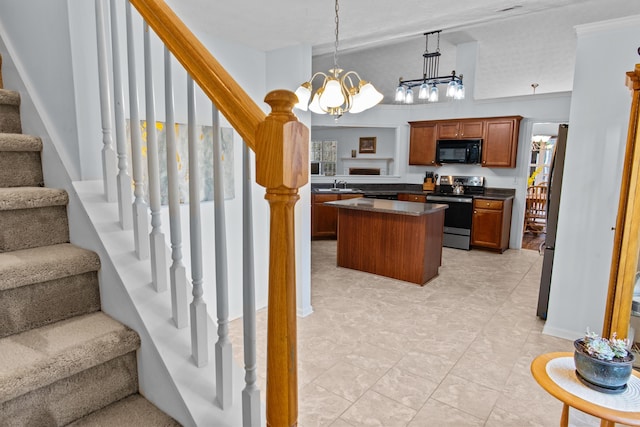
left=0, top=84, right=181, bottom=425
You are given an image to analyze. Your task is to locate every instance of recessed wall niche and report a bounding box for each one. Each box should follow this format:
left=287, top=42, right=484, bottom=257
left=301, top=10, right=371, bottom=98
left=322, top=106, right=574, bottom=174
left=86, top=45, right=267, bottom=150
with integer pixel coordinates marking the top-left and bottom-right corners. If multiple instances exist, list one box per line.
left=310, top=126, right=397, bottom=176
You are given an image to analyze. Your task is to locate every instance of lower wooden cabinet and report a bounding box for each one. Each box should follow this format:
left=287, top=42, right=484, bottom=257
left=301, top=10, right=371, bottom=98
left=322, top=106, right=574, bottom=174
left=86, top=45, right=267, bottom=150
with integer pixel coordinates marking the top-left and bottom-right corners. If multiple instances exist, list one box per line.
left=311, top=193, right=362, bottom=239
left=397, top=193, right=427, bottom=203
left=471, top=198, right=513, bottom=252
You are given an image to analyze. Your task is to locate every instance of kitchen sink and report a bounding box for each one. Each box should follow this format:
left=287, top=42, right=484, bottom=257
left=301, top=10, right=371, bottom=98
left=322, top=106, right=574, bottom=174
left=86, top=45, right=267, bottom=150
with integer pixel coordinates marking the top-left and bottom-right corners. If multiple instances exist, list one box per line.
left=316, top=188, right=361, bottom=193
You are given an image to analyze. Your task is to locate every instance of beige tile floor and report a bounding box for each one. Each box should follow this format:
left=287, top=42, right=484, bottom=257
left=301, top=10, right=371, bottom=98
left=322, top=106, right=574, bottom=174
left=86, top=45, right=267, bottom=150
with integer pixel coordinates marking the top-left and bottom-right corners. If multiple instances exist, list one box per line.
left=230, top=241, right=589, bottom=426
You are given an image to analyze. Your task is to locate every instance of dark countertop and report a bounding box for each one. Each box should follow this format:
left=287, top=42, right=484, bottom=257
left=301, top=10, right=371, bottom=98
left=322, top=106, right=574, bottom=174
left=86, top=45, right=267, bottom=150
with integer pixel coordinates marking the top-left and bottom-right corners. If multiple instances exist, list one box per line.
left=474, top=189, right=515, bottom=201
left=312, top=184, right=515, bottom=200
left=324, top=198, right=448, bottom=216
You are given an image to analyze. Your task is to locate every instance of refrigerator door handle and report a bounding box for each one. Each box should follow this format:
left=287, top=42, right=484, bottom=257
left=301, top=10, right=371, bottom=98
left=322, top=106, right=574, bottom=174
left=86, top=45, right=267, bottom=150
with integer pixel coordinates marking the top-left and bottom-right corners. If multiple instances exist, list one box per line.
left=539, top=242, right=546, bottom=255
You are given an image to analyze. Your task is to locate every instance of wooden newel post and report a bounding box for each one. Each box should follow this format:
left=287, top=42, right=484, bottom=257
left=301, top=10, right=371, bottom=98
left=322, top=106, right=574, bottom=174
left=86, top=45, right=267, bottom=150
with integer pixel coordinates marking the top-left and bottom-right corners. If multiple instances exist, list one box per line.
left=255, top=90, right=309, bottom=427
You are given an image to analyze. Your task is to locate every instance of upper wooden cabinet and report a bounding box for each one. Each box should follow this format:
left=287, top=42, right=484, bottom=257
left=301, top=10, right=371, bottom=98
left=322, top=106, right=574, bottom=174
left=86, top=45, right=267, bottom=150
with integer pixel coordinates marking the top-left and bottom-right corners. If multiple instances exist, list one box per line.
left=482, top=117, right=522, bottom=168
left=436, top=119, right=484, bottom=139
left=408, top=115, right=522, bottom=168
left=408, top=122, right=437, bottom=165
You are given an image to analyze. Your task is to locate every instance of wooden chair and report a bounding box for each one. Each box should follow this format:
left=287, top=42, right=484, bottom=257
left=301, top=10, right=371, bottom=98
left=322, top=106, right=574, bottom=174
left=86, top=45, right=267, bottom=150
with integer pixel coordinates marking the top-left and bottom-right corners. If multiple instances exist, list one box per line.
left=525, top=184, right=548, bottom=234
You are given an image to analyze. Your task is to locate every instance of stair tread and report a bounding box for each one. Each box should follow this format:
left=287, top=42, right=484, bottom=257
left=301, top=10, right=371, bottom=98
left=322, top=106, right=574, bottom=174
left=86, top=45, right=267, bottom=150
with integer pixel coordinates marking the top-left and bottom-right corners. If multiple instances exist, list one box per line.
left=0, top=186, right=68, bottom=211
left=0, top=311, right=140, bottom=403
left=0, top=89, right=20, bottom=106
left=0, top=243, right=100, bottom=291
left=0, top=133, right=42, bottom=151
left=67, top=394, right=181, bottom=427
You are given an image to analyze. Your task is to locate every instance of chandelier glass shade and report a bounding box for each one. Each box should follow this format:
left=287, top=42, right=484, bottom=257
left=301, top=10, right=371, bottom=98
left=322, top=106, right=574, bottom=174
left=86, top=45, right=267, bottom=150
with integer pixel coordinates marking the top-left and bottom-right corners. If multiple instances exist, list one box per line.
left=395, top=30, right=465, bottom=104
left=294, top=0, right=383, bottom=117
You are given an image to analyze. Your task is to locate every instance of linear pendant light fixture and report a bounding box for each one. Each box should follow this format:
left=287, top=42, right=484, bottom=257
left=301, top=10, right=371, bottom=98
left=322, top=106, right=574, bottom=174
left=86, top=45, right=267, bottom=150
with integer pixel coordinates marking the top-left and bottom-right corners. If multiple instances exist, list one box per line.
left=294, top=0, right=383, bottom=118
left=395, top=30, right=465, bottom=104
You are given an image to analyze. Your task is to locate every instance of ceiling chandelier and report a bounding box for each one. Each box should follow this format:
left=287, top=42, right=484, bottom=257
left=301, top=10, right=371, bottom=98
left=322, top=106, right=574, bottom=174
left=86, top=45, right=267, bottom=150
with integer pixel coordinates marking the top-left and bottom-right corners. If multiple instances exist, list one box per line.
left=395, top=30, right=465, bottom=104
left=294, top=0, right=383, bottom=117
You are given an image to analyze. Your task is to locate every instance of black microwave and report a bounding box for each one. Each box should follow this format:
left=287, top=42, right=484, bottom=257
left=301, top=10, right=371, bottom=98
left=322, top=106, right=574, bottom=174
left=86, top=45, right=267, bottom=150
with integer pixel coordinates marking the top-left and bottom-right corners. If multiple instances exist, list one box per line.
left=435, top=139, right=482, bottom=164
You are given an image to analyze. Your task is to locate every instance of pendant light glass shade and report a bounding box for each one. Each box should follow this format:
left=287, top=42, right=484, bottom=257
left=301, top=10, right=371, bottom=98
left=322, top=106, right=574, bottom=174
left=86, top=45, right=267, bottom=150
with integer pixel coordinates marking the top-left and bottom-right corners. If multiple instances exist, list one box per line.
left=294, top=83, right=311, bottom=111
left=395, top=85, right=406, bottom=102
left=454, top=83, right=465, bottom=100
left=446, top=80, right=457, bottom=98
left=350, top=82, right=383, bottom=114
left=405, top=87, right=414, bottom=104
left=357, top=82, right=384, bottom=109
left=319, top=79, right=345, bottom=108
left=308, top=92, right=326, bottom=114
left=428, top=84, right=439, bottom=102
left=418, top=82, right=429, bottom=99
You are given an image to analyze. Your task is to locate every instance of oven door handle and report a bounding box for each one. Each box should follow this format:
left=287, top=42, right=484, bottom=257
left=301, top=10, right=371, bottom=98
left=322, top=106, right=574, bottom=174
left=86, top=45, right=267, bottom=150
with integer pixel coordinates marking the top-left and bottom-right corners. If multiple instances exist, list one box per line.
left=426, top=195, right=473, bottom=203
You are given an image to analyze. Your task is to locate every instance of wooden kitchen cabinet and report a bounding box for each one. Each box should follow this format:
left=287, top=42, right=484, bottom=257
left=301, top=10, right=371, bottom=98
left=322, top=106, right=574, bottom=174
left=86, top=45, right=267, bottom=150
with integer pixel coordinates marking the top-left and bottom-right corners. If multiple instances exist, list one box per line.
left=409, top=116, right=521, bottom=168
left=482, top=116, right=522, bottom=168
left=408, top=122, right=437, bottom=165
left=471, top=198, right=513, bottom=253
left=437, top=119, right=484, bottom=139
left=436, top=122, right=460, bottom=139
left=397, top=193, right=427, bottom=203
left=311, top=193, right=363, bottom=239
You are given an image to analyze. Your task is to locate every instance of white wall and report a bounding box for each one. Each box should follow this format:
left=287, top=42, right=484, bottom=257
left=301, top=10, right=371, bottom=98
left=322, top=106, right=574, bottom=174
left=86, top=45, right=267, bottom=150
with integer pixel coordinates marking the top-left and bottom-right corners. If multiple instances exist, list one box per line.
left=0, top=0, right=81, bottom=179
left=543, top=16, right=640, bottom=340
left=68, top=0, right=103, bottom=181
left=312, top=127, right=397, bottom=176
left=265, top=44, right=314, bottom=317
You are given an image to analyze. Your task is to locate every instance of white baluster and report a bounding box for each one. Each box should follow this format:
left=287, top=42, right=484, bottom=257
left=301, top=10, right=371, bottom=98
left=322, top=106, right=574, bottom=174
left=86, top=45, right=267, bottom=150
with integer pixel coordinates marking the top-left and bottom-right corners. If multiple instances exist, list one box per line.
left=165, top=47, right=188, bottom=329
left=125, top=1, right=149, bottom=260
left=94, top=0, right=116, bottom=202
left=144, top=22, right=168, bottom=293
left=242, top=141, right=260, bottom=427
left=109, top=0, right=133, bottom=229
left=212, top=105, right=232, bottom=408
left=188, top=76, right=208, bottom=367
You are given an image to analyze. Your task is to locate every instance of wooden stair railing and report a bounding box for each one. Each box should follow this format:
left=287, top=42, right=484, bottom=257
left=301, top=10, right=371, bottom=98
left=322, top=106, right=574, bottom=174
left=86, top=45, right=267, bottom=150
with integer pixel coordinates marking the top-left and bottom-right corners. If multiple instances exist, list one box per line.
left=128, top=1, right=308, bottom=426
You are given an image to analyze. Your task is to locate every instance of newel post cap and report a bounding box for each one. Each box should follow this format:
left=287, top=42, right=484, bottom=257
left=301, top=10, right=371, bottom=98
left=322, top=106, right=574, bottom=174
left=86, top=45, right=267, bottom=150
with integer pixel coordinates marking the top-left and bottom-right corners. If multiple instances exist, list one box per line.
left=256, top=90, right=309, bottom=189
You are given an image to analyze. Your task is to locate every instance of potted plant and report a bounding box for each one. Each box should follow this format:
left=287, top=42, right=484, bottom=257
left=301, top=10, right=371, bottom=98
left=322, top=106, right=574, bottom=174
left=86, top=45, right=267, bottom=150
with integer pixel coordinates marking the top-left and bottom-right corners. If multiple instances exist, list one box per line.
left=574, top=330, right=635, bottom=394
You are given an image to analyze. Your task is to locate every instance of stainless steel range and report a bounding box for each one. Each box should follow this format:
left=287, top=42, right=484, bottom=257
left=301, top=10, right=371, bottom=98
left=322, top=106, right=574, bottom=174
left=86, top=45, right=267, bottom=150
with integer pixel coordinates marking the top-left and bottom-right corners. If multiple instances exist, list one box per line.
left=426, top=176, right=485, bottom=250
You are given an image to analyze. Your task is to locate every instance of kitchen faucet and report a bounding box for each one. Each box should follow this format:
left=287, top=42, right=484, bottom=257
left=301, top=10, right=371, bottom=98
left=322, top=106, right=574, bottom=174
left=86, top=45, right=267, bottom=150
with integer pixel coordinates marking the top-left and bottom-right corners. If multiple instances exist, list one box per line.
left=332, top=179, right=347, bottom=189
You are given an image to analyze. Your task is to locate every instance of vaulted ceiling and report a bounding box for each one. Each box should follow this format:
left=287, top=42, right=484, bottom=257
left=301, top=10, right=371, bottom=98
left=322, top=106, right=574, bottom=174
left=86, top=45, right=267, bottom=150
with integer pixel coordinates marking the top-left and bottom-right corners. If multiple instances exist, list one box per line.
left=168, top=0, right=640, bottom=101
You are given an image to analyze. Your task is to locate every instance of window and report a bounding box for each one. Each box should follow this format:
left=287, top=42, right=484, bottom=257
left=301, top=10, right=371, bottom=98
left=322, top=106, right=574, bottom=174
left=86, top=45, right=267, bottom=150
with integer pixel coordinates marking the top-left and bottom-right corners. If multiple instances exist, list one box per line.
left=311, top=140, right=337, bottom=176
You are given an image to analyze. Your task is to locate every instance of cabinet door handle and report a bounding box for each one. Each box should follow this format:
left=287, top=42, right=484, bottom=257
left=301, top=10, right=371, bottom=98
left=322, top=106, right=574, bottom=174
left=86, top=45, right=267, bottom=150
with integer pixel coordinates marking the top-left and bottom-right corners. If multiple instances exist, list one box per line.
left=474, top=210, right=477, bottom=214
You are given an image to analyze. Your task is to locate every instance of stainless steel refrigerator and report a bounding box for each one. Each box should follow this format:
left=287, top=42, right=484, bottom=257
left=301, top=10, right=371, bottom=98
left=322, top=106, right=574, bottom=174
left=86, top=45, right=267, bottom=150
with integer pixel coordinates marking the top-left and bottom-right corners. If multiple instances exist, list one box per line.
left=537, top=124, right=569, bottom=319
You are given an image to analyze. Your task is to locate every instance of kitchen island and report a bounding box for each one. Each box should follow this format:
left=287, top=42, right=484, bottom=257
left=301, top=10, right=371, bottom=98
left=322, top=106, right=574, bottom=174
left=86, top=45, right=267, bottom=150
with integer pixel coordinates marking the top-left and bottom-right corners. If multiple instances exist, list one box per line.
left=325, top=198, right=448, bottom=285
